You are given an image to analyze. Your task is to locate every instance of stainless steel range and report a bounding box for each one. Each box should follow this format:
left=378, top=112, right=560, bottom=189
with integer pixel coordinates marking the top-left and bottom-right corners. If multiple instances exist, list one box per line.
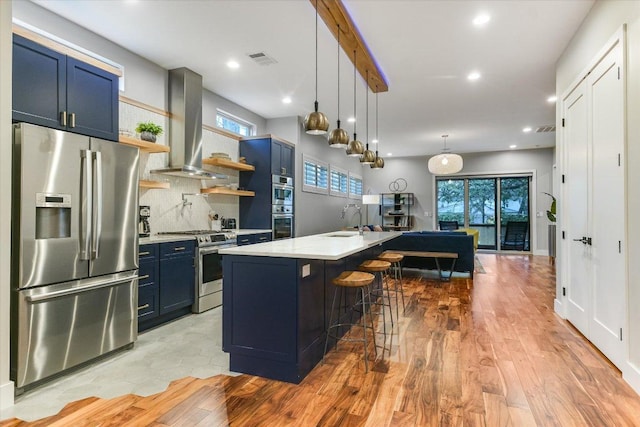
left=158, top=230, right=237, bottom=313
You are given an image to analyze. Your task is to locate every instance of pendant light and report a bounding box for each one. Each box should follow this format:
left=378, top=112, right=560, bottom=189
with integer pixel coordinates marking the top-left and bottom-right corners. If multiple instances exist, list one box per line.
left=428, top=134, right=463, bottom=174
left=346, top=49, right=364, bottom=156
left=360, top=70, right=376, bottom=165
left=303, top=0, right=329, bottom=135
left=328, top=25, right=349, bottom=148
left=370, top=88, right=384, bottom=169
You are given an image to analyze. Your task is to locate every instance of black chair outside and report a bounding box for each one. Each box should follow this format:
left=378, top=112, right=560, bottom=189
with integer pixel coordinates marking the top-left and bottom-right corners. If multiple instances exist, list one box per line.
left=502, top=221, right=529, bottom=250
left=439, top=220, right=459, bottom=231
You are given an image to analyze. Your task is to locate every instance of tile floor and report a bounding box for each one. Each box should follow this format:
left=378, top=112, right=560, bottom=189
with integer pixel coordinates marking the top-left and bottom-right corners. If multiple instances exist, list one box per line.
left=0, top=307, right=237, bottom=422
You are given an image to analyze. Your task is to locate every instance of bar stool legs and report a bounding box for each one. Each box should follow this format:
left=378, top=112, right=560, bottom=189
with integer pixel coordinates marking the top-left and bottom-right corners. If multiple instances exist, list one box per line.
left=323, top=271, right=377, bottom=372
left=359, top=259, right=394, bottom=337
left=378, top=252, right=406, bottom=321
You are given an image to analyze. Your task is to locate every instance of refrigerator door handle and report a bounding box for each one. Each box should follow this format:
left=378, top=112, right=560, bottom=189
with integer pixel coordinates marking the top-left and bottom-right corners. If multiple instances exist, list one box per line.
left=93, top=151, right=103, bottom=259
left=25, top=272, right=139, bottom=303
left=81, top=149, right=93, bottom=260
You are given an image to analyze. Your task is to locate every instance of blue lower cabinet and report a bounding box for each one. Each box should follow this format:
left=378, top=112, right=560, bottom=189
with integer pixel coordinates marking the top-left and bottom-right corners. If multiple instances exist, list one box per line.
left=159, top=241, right=195, bottom=315
left=254, top=232, right=272, bottom=244
left=138, top=240, right=195, bottom=332
left=223, top=255, right=326, bottom=383
left=237, top=232, right=272, bottom=246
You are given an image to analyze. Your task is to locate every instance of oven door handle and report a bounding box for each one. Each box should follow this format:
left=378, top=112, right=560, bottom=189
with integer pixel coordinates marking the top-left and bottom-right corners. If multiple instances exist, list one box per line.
left=272, top=214, right=293, bottom=219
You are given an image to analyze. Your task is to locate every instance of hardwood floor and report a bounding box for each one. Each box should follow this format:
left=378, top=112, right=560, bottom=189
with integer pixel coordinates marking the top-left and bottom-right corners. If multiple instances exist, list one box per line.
left=3, top=253, right=640, bottom=426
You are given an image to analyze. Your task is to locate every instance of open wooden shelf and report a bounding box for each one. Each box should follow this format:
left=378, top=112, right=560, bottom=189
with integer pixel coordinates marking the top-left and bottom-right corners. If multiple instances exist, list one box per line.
left=200, top=187, right=255, bottom=197
left=202, top=157, right=255, bottom=171
left=140, top=180, right=170, bottom=189
left=119, top=135, right=170, bottom=153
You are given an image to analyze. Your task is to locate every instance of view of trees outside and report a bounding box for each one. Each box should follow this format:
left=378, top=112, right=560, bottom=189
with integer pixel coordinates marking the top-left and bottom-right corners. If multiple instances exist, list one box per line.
left=436, top=176, right=531, bottom=250
left=436, top=179, right=464, bottom=224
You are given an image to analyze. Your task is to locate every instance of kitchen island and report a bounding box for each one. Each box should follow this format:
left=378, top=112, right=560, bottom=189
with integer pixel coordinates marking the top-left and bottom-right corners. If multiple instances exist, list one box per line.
left=219, top=231, right=401, bottom=383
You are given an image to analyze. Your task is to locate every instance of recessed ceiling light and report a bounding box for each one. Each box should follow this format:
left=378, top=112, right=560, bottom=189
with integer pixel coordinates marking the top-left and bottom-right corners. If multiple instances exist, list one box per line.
left=547, top=95, right=557, bottom=103
left=226, top=60, right=240, bottom=69
left=473, top=14, right=491, bottom=26
left=467, top=71, right=481, bottom=81
left=347, top=117, right=356, bottom=123
left=372, top=139, right=378, bottom=144
left=510, top=144, right=517, bottom=149
left=522, top=127, right=532, bottom=133
left=282, top=97, right=292, bottom=104
left=387, top=153, right=392, bottom=156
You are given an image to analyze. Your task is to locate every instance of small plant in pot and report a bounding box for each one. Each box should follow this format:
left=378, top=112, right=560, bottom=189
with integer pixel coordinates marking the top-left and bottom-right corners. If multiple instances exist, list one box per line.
left=135, top=122, right=163, bottom=143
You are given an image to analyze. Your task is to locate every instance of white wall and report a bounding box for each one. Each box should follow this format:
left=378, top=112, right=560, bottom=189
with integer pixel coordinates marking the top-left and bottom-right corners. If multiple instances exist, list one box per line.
left=0, top=0, right=14, bottom=410
left=555, top=0, right=640, bottom=393
left=363, top=148, right=554, bottom=254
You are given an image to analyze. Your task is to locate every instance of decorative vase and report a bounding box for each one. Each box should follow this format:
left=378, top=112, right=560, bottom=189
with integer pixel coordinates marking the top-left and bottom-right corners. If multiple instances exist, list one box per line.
left=140, top=131, right=156, bottom=143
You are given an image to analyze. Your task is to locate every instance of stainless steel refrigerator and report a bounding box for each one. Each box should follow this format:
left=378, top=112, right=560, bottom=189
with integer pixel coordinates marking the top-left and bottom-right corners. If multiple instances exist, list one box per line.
left=11, top=123, right=140, bottom=391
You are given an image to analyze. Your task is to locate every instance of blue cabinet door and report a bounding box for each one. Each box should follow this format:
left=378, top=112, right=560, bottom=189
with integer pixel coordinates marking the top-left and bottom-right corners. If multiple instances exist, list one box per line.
left=67, top=58, right=119, bottom=141
left=271, top=140, right=283, bottom=176
left=12, top=34, right=66, bottom=130
left=236, top=234, right=254, bottom=246
left=12, top=35, right=119, bottom=141
left=281, top=143, right=294, bottom=177
left=159, top=241, right=195, bottom=314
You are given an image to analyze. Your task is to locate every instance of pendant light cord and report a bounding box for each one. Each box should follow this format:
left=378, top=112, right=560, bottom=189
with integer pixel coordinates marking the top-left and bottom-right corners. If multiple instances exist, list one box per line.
left=337, top=25, right=340, bottom=121
left=314, top=0, right=319, bottom=111
left=365, top=69, right=369, bottom=150
left=353, top=49, right=357, bottom=137
left=375, top=88, right=379, bottom=158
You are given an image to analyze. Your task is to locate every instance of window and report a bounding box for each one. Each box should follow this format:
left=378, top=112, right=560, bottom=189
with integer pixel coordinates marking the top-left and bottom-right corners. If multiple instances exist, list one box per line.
left=216, top=110, right=255, bottom=137
left=302, top=154, right=329, bottom=194
left=348, top=172, right=363, bottom=199
left=330, top=166, right=348, bottom=197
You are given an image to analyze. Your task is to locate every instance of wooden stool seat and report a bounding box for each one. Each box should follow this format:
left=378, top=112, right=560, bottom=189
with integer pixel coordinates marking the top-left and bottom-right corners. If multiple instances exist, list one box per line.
left=359, top=259, right=391, bottom=272
left=333, top=271, right=375, bottom=288
left=378, top=252, right=404, bottom=263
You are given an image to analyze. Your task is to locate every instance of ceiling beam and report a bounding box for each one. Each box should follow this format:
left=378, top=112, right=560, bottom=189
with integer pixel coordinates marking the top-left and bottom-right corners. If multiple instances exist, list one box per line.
left=311, top=0, right=389, bottom=93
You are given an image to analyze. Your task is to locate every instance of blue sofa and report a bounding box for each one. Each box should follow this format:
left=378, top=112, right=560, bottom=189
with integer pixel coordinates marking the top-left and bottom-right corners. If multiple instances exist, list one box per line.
left=381, top=231, right=475, bottom=277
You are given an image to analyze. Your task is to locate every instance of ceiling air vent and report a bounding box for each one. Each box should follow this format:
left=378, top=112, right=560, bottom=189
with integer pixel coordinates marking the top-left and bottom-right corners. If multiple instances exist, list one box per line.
left=536, top=125, right=556, bottom=133
left=247, top=52, right=278, bottom=66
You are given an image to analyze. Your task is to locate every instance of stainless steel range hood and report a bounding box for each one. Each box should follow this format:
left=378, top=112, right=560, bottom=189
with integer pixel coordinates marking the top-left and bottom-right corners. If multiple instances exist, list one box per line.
left=151, top=68, right=227, bottom=180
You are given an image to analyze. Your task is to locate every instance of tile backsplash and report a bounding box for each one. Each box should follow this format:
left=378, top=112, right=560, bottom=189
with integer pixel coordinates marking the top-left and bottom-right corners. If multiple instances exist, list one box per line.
left=120, top=101, right=241, bottom=234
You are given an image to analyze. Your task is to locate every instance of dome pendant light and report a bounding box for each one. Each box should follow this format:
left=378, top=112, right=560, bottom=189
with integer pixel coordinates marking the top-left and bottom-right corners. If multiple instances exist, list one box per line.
left=428, top=134, right=463, bottom=174
left=304, top=0, right=329, bottom=135
left=328, top=25, right=349, bottom=148
left=370, top=89, right=384, bottom=169
left=346, top=49, right=364, bottom=156
left=360, top=70, right=376, bottom=165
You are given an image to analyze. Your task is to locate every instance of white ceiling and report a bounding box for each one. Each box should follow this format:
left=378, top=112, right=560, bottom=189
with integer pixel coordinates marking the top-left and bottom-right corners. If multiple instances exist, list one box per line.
left=30, top=0, right=594, bottom=158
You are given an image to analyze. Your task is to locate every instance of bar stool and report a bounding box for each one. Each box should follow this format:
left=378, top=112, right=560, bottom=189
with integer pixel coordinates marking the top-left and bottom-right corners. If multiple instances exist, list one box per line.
left=378, top=251, right=406, bottom=320
left=323, top=271, right=377, bottom=372
left=359, top=259, right=393, bottom=335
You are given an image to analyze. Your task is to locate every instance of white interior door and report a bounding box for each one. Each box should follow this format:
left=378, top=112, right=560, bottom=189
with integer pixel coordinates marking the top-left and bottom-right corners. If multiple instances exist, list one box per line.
left=563, top=81, right=590, bottom=336
left=589, top=43, right=625, bottom=368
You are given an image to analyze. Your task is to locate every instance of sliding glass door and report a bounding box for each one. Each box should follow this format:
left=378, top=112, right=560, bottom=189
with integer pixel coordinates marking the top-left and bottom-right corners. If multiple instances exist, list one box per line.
left=436, top=175, right=531, bottom=251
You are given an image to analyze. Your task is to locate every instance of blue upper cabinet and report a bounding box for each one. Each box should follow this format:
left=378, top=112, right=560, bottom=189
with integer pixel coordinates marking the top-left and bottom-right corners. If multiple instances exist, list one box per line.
left=12, top=34, right=119, bottom=141
left=271, top=139, right=294, bottom=177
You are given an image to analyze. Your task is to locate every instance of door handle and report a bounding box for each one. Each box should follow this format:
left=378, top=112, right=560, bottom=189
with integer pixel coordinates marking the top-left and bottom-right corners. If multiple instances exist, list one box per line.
left=60, top=111, right=67, bottom=127
left=92, top=151, right=103, bottom=259
left=69, top=112, right=76, bottom=128
left=81, top=149, right=93, bottom=260
left=573, top=236, right=592, bottom=245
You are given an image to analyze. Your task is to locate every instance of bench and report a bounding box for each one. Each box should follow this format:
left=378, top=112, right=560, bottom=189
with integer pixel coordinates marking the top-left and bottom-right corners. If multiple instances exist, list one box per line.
left=386, top=250, right=458, bottom=281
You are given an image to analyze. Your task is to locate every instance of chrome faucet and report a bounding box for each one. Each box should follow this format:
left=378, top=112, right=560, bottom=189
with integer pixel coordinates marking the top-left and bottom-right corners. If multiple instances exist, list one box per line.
left=341, top=203, right=363, bottom=235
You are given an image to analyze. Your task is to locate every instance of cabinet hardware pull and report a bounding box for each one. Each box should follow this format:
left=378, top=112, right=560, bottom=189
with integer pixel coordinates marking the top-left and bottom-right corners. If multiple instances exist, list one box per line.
left=69, top=112, right=76, bottom=128
left=138, top=274, right=150, bottom=280
left=139, top=251, right=150, bottom=256
left=174, top=247, right=186, bottom=251
left=137, top=304, right=150, bottom=311
left=60, top=111, right=67, bottom=126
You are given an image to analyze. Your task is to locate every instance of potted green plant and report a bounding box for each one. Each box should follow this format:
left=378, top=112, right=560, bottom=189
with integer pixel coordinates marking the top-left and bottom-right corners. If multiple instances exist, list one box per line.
left=135, top=121, right=163, bottom=142
left=542, top=192, right=556, bottom=260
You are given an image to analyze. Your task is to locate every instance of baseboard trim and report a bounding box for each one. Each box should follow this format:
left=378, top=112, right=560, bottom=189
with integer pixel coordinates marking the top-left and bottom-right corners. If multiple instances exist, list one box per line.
left=0, top=380, right=14, bottom=410
left=554, top=298, right=565, bottom=318
left=533, top=249, right=549, bottom=256
left=623, top=362, right=640, bottom=396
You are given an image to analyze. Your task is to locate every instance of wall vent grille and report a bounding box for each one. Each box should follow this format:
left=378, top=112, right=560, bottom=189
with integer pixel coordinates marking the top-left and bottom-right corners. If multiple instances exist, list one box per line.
left=536, top=125, right=556, bottom=133
left=247, top=52, right=278, bottom=66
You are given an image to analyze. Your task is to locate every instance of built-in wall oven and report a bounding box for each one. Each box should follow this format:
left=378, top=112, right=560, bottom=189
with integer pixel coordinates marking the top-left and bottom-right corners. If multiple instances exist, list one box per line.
left=272, top=175, right=294, bottom=240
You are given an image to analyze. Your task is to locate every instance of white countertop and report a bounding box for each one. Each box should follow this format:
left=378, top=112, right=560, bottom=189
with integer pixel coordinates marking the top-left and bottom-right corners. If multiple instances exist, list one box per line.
left=139, top=235, right=195, bottom=244
left=233, top=229, right=272, bottom=236
left=218, top=231, right=402, bottom=260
